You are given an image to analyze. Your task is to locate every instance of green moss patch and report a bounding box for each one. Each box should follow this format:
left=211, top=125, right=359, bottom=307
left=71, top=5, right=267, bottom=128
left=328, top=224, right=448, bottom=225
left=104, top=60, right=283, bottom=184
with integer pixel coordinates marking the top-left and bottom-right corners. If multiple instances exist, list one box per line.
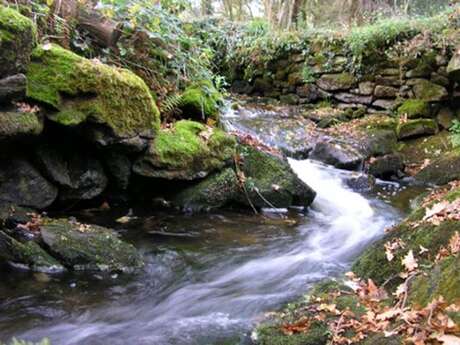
left=133, top=120, right=236, bottom=180
left=397, top=99, right=430, bottom=119
left=26, top=44, right=160, bottom=139
left=180, top=80, right=223, bottom=121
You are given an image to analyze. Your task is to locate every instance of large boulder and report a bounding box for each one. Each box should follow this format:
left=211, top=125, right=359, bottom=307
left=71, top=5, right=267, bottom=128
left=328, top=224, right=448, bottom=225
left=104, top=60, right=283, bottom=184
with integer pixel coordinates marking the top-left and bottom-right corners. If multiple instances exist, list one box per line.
left=26, top=44, right=160, bottom=149
left=0, top=111, right=43, bottom=141
left=173, top=145, right=316, bottom=211
left=0, top=6, right=36, bottom=77
left=0, top=158, right=57, bottom=209
left=40, top=218, right=143, bottom=272
left=133, top=120, right=236, bottom=180
left=35, top=144, right=108, bottom=201
left=179, top=80, right=223, bottom=121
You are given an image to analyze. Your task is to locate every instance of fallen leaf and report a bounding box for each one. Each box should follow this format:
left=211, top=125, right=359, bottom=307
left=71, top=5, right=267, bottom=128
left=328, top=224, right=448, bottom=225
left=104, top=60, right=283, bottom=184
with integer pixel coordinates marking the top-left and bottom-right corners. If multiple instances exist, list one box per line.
left=402, top=250, right=418, bottom=272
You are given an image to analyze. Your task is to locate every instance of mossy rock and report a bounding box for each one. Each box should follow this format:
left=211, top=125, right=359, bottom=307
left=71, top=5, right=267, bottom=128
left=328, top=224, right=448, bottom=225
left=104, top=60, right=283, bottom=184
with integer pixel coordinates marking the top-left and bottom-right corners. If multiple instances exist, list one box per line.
left=397, top=99, right=431, bottom=119
left=236, top=145, right=316, bottom=209
left=409, top=254, right=460, bottom=307
left=179, top=80, right=223, bottom=121
left=352, top=187, right=460, bottom=286
left=398, top=131, right=452, bottom=168
left=172, top=168, right=239, bottom=211
left=411, top=79, right=448, bottom=102
left=415, top=148, right=460, bottom=185
left=26, top=44, right=160, bottom=145
left=0, top=111, right=43, bottom=140
left=0, top=6, right=36, bottom=76
left=316, top=73, right=356, bottom=91
left=254, top=280, right=364, bottom=345
left=40, top=218, right=143, bottom=272
left=0, top=230, right=64, bottom=273
left=172, top=145, right=316, bottom=211
left=396, top=118, right=437, bottom=140
left=133, top=120, right=236, bottom=180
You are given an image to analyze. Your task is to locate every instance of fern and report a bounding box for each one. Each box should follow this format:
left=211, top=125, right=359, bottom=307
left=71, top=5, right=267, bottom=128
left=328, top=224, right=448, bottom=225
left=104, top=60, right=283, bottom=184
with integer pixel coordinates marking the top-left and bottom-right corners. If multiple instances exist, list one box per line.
left=449, top=119, right=460, bottom=148
left=159, top=93, right=184, bottom=119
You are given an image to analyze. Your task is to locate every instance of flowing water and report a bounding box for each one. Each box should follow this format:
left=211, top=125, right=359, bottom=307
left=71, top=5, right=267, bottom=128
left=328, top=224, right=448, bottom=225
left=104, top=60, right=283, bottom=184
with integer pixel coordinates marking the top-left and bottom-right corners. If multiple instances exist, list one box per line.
left=0, top=101, right=415, bottom=345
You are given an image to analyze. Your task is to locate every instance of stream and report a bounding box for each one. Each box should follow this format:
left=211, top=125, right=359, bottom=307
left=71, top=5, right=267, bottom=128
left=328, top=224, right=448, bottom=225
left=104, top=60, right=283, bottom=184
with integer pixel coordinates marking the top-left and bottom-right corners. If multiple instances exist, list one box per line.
left=0, top=101, right=418, bottom=345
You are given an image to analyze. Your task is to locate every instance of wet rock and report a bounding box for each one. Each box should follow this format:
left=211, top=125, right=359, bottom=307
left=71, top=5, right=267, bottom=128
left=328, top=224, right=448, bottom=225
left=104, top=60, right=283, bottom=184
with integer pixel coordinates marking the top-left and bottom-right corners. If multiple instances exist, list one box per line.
left=173, top=168, right=239, bottom=212
left=103, top=151, right=132, bottom=190
left=366, top=153, right=404, bottom=179
left=411, top=79, right=448, bottom=102
left=173, top=146, right=316, bottom=211
left=0, top=111, right=43, bottom=141
left=310, top=140, right=363, bottom=170
left=40, top=218, right=143, bottom=272
left=345, top=173, right=376, bottom=192
left=396, top=119, right=438, bottom=140
left=231, top=80, right=253, bottom=94
left=0, top=230, right=65, bottom=273
left=374, top=85, right=398, bottom=98
left=0, top=158, right=57, bottom=209
left=26, top=44, right=160, bottom=148
left=415, top=148, right=460, bottom=185
left=36, top=144, right=108, bottom=201
left=316, top=73, right=356, bottom=91
left=0, top=74, right=27, bottom=103
left=0, top=6, right=36, bottom=76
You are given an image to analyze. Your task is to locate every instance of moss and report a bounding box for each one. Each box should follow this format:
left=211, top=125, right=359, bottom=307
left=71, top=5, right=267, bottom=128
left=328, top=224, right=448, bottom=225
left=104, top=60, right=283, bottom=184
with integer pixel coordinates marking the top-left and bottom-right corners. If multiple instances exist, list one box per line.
left=412, top=79, right=448, bottom=102
left=397, top=99, right=430, bottom=119
left=256, top=321, right=330, bottom=345
left=398, top=131, right=451, bottom=167
left=0, top=112, right=43, bottom=139
left=409, top=254, right=460, bottom=307
left=26, top=44, right=160, bottom=139
left=133, top=120, right=236, bottom=180
left=415, top=148, right=460, bottom=185
left=173, top=168, right=239, bottom=211
left=396, top=118, right=437, bottom=139
left=237, top=145, right=315, bottom=208
left=353, top=187, right=460, bottom=286
left=180, top=80, right=223, bottom=121
left=0, top=6, right=36, bottom=42
left=40, top=218, right=143, bottom=272
left=359, top=333, right=403, bottom=345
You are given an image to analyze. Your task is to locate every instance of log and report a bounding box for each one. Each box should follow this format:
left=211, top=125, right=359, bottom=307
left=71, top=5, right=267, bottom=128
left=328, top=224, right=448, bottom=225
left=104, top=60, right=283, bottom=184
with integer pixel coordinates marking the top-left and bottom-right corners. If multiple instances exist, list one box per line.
left=77, top=5, right=123, bottom=48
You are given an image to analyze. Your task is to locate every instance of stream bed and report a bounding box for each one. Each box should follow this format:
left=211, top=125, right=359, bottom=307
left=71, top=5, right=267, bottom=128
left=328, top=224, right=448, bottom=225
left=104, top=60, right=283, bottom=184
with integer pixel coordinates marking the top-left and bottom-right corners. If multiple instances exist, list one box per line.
left=0, top=102, right=423, bottom=345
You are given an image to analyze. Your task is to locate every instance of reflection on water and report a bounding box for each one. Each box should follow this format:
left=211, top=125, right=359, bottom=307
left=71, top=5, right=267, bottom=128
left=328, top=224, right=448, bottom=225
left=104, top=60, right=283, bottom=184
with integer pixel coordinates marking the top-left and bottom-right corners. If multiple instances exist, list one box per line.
left=0, top=159, right=402, bottom=345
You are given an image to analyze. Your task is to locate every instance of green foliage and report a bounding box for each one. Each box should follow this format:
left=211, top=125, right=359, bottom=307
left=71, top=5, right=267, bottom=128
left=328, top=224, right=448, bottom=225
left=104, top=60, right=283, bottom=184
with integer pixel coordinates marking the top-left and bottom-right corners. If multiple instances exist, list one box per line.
left=301, top=63, right=315, bottom=83
left=449, top=119, right=460, bottom=148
